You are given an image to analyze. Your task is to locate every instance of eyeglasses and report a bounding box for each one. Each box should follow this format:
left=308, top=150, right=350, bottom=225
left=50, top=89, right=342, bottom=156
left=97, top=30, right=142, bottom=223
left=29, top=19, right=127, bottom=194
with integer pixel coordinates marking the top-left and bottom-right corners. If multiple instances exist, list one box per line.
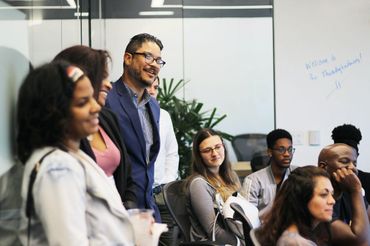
left=272, top=146, right=295, bottom=154
left=132, top=52, right=166, bottom=68
left=200, top=143, right=224, bottom=154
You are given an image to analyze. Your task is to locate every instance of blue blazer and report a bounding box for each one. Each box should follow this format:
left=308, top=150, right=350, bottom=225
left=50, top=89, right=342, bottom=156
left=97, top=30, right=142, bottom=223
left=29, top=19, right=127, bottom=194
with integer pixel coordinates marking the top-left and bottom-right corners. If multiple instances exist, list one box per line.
left=106, top=77, right=161, bottom=221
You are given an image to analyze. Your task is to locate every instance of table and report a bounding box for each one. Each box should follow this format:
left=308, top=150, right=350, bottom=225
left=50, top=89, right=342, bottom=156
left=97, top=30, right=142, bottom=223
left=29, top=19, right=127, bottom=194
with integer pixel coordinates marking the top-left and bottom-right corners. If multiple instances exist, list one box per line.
left=232, top=161, right=252, bottom=178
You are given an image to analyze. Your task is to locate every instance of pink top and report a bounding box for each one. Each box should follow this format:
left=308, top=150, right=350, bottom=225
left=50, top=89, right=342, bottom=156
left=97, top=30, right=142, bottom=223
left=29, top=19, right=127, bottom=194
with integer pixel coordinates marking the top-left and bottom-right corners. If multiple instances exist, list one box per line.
left=92, top=126, right=121, bottom=177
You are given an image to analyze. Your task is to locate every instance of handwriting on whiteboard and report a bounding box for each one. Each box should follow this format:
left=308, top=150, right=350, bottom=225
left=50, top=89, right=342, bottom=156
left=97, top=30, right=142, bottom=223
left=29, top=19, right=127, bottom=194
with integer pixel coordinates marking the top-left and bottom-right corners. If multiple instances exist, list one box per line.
left=305, top=53, right=362, bottom=80
left=304, top=53, right=362, bottom=98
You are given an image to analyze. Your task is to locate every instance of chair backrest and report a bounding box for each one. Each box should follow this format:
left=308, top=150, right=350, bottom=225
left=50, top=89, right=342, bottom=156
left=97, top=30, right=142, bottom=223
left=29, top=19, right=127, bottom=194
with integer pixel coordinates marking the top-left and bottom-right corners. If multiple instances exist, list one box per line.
left=163, top=180, right=191, bottom=242
left=250, top=152, right=270, bottom=172
left=231, top=134, right=267, bottom=161
left=164, top=181, right=233, bottom=246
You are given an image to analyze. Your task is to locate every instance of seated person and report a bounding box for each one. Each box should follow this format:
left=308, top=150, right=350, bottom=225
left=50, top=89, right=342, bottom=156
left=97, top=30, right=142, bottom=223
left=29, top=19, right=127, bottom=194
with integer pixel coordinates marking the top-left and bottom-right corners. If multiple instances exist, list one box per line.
left=241, top=129, right=297, bottom=218
left=317, top=143, right=370, bottom=245
left=253, top=166, right=335, bottom=245
left=186, top=128, right=242, bottom=245
left=331, top=123, right=370, bottom=204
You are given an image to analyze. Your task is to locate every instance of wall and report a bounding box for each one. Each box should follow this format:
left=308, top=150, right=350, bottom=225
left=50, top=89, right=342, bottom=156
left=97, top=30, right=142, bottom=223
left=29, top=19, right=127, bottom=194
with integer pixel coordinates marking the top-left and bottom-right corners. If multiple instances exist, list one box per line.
left=0, top=17, right=83, bottom=175
left=274, top=0, right=370, bottom=171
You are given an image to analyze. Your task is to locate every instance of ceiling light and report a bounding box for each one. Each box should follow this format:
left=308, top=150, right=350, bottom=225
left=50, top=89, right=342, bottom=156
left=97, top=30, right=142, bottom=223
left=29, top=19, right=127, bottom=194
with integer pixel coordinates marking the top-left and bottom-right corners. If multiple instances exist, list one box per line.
left=139, top=11, right=174, bottom=16
left=74, top=12, right=89, bottom=17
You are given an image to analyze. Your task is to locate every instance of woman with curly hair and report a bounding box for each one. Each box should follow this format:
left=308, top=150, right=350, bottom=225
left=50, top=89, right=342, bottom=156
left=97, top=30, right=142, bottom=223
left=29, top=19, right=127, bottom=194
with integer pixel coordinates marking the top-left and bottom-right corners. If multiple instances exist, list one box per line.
left=253, top=166, right=335, bottom=246
left=17, top=61, right=134, bottom=245
left=186, top=128, right=241, bottom=245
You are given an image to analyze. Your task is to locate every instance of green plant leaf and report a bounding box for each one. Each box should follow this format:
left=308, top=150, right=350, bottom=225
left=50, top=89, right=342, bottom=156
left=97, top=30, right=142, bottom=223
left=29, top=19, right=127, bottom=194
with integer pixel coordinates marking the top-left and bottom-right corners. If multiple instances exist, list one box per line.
left=157, top=78, right=233, bottom=178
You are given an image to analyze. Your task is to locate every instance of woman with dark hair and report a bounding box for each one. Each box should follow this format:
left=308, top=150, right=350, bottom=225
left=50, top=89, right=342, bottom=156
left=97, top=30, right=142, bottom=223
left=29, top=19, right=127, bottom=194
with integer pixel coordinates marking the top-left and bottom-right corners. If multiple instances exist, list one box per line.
left=54, top=45, right=136, bottom=208
left=186, top=128, right=241, bottom=244
left=17, top=61, right=134, bottom=245
left=253, top=166, right=335, bottom=246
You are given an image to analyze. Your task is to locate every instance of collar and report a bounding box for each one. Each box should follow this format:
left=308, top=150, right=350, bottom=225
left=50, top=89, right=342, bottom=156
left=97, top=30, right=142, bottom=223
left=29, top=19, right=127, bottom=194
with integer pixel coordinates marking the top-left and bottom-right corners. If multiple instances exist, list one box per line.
left=123, top=82, right=151, bottom=106
left=267, top=164, right=292, bottom=183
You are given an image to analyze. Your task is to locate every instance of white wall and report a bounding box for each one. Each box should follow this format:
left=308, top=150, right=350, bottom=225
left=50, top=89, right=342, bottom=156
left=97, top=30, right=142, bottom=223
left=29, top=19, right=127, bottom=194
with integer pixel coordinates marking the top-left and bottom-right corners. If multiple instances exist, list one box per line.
left=274, top=0, right=370, bottom=171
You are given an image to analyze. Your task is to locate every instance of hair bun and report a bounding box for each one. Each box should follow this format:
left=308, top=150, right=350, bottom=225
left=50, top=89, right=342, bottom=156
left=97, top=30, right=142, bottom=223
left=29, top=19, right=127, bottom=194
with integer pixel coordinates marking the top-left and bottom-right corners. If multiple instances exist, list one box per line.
left=331, top=124, right=362, bottom=152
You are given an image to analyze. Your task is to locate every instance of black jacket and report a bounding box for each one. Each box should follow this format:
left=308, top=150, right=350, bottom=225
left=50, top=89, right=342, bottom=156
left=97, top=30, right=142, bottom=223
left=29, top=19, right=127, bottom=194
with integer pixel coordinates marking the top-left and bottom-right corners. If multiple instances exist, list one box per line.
left=80, top=107, right=137, bottom=209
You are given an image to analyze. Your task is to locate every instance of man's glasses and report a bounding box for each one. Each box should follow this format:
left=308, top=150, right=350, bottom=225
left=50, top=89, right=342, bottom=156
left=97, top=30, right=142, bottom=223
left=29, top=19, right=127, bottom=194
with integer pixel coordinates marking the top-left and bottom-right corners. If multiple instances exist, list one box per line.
left=200, top=143, right=224, bottom=154
left=132, top=52, right=166, bottom=67
left=272, top=146, right=295, bottom=154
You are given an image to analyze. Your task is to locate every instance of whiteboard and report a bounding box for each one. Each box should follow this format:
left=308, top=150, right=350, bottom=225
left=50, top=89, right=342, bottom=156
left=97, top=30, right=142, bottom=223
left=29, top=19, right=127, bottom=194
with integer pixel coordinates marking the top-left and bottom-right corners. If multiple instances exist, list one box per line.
left=274, top=0, right=370, bottom=171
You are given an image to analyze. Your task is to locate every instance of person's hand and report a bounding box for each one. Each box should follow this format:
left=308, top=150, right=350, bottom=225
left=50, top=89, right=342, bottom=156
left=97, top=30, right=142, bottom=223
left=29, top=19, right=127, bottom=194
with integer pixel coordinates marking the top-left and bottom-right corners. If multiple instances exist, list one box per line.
left=333, top=167, right=362, bottom=194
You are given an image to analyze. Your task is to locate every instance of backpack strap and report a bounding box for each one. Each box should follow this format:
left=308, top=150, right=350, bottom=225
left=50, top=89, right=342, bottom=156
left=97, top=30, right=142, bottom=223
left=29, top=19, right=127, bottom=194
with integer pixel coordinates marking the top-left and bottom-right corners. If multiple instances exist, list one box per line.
left=26, top=148, right=56, bottom=246
left=26, top=148, right=56, bottom=218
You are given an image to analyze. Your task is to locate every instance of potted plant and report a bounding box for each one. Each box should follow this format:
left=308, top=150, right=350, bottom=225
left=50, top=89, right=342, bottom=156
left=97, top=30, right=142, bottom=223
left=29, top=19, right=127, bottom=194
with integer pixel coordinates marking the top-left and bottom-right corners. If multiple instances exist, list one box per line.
left=157, top=78, right=233, bottom=179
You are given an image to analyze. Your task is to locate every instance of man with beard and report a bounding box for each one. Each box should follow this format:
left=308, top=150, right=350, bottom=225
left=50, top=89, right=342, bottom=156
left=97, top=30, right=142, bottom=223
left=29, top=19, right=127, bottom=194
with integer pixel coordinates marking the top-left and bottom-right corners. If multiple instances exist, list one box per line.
left=316, top=143, right=370, bottom=245
left=106, top=33, right=165, bottom=222
left=241, top=129, right=297, bottom=218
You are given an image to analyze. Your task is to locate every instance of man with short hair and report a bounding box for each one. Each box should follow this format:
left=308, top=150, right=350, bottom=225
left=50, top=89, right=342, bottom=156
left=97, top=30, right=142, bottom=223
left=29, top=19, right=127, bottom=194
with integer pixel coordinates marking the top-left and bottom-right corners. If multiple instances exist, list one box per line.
left=241, top=129, right=296, bottom=218
left=106, top=33, right=166, bottom=222
left=317, top=143, right=370, bottom=245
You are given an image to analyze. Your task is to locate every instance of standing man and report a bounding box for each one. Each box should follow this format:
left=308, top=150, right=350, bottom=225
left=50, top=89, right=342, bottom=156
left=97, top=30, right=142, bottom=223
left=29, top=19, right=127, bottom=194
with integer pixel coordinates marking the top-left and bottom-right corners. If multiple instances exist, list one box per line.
left=106, top=33, right=165, bottom=222
left=147, top=76, right=179, bottom=245
left=241, top=129, right=296, bottom=218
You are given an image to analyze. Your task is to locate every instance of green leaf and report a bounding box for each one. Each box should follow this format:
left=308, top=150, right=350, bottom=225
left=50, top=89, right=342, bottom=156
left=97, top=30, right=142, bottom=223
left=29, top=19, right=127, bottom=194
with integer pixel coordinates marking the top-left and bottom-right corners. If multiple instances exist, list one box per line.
left=157, top=78, right=233, bottom=178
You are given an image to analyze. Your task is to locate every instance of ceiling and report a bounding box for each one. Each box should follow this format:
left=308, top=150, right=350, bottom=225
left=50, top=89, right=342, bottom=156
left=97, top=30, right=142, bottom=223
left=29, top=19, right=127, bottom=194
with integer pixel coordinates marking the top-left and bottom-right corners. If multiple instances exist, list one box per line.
left=1, top=0, right=272, bottom=20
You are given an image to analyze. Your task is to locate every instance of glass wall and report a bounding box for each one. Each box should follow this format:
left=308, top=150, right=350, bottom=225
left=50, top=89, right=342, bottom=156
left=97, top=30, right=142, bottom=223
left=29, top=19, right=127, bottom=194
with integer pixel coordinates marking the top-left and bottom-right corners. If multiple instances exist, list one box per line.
left=0, top=0, right=86, bottom=174
left=0, top=0, right=274, bottom=170
left=95, top=0, right=275, bottom=161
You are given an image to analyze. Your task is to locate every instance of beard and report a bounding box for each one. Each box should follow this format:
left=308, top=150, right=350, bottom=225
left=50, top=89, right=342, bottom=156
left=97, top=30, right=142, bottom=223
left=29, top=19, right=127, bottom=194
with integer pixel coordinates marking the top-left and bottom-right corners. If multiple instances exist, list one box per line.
left=127, top=66, right=155, bottom=88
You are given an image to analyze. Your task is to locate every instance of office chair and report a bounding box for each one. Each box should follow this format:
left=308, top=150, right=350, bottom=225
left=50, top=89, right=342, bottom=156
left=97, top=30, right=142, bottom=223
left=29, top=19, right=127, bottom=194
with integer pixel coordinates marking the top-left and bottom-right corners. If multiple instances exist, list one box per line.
left=163, top=180, right=190, bottom=244
left=163, top=180, right=223, bottom=246
left=250, top=152, right=270, bottom=172
left=231, top=134, right=267, bottom=162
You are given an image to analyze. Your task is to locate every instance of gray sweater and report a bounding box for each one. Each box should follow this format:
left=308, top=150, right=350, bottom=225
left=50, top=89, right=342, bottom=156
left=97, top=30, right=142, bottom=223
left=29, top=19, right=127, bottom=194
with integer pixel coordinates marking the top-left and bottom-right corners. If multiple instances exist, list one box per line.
left=186, top=176, right=239, bottom=245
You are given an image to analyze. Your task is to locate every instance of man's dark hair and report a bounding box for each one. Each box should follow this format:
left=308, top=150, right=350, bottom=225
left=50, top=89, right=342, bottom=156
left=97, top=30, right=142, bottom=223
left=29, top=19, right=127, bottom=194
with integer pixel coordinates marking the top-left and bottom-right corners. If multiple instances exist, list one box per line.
left=125, top=33, right=164, bottom=53
left=331, top=124, right=362, bottom=154
left=266, top=129, right=292, bottom=148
